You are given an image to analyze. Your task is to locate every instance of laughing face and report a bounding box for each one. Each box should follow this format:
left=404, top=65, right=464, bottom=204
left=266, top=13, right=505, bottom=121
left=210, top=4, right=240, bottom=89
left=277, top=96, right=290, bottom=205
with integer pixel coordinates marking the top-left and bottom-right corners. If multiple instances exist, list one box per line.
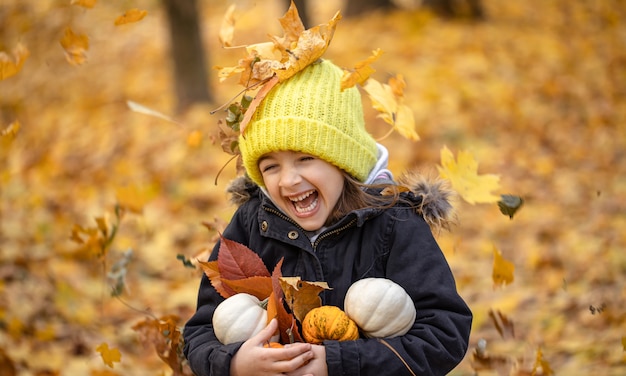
left=258, top=151, right=345, bottom=231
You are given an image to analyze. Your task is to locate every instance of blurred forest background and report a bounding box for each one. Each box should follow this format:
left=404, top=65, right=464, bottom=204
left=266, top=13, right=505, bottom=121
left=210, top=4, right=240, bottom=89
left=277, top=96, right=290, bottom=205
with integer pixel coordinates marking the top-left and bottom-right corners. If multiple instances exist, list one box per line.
left=1, top=0, right=625, bottom=375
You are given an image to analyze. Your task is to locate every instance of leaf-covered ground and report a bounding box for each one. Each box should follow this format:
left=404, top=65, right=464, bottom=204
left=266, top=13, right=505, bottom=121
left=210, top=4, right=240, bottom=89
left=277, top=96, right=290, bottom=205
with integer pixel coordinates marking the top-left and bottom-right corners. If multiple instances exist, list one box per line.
left=1, top=0, right=625, bottom=374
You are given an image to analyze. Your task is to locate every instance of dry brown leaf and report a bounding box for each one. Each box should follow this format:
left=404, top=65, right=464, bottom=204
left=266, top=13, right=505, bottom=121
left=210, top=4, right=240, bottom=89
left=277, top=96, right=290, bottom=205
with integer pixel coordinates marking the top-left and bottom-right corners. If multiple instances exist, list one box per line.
left=279, top=277, right=331, bottom=322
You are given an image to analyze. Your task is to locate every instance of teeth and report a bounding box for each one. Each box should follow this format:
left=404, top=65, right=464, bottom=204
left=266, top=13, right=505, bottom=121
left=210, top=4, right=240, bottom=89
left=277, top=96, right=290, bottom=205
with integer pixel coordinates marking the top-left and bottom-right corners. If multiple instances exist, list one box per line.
left=290, top=191, right=314, bottom=202
left=294, top=197, right=318, bottom=214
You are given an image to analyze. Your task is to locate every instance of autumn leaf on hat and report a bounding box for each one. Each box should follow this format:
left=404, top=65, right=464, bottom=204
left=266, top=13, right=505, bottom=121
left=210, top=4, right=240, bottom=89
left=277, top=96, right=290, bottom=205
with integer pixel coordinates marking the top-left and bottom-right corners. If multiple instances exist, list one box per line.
left=216, top=1, right=341, bottom=87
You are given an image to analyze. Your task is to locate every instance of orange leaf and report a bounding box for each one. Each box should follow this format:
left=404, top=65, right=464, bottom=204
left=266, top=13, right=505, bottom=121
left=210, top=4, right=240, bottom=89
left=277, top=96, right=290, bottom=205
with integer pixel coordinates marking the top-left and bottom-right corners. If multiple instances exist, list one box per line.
left=279, top=277, right=331, bottom=322
left=115, top=8, right=147, bottom=26
left=0, top=44, right=29, bottom=80
left=197, top=260, right=236, bottom=298
left=340, top=48, right=383, bottom=90
left=217, top=235, right=271, bottom=280
left=222, top=276, right=273, bottom=300
left=59, top=27, right=89, bottom=66
left=239, top=75, right=279, bottom=135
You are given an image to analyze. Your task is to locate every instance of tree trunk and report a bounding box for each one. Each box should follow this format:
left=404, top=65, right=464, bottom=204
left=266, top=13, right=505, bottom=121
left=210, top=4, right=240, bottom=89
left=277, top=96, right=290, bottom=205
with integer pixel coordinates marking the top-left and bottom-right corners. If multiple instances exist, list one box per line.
left=162, top=0, right=212, bottom=114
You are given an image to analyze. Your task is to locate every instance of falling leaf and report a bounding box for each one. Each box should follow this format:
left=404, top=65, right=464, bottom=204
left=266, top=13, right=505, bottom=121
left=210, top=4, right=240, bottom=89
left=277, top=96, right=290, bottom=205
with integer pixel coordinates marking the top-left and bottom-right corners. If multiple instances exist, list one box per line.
left=0, top=44, right=30, bottom=80
left=438, top=146, right=500, bottom=204
left=363, top=76, right=419, bottom=141
left=71, top=0, right=97, bottom=8
left=60, top=27, right=89, bottom=65
left=1, top=121, right=21, bottom=154
left=127, top=100, right=180, bottom=125
left=176, top=254, right=195, bottom=269
left=96, top=343, right=122, bottom=368
left=219, top=4, right=237, bottom=47
left=498, top=194, right=524, bottom=219
left=115, top=184, right=154, bottom=214
left=488, top=309, right=515, bottom=339
left=341, top=48, right=383, bottom=90
left=114, top=8, right=147, bottom=26
left=492, top=246, right=514, bottom=287
left=279, top=277, right=331, bottom=322
left=531, top=347, right=554, bottom=375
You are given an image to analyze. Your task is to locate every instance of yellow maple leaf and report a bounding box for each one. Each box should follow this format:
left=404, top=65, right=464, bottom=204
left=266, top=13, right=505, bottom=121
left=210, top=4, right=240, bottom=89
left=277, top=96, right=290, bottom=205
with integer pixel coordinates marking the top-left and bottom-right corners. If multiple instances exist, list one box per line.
left=363, top=76, right=419, bottom=141
left=59, top=27, right=89, bottom=66
left=341, top=48, right=383, bottom=90
left=96, top=342, right=122, bottom=368
left=492, top=246, right=514, bottom=287
left=0, top=44, right=30, bottom=80
left=437, top=146, right=500, bottom=204
left=114, top=8, right=147, bottom=26
left=216, top=1, right=341, bottom=87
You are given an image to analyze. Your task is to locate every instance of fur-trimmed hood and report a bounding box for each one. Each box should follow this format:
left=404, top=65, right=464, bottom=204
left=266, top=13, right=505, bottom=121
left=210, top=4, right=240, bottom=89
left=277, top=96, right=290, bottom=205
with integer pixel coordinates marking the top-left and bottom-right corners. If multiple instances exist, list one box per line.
left=225, top=172, right=456, bottom=233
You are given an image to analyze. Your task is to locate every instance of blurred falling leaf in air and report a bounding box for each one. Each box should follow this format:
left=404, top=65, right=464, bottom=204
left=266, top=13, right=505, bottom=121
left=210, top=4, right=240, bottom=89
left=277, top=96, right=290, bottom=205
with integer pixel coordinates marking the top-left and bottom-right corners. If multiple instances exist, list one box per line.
left=219, top=4, right=237, bottom=47
left=341, top=48, right=383, bottom=90
left=71, top=0, right=97, bottom=8
left=363, top=74, right=418, bottom=141
left=498, top=194, right=524, bottom=219
left=0, top=44, right=30, bottom=80
left=114, top=8, right=147, bottom=26
left=492, top=246, right=514, bottom=287
left=60, top=27, right=89, bottom=65
left=438, top=146, right=501, bottom=204
left=96, top=342, right=122, bottom=368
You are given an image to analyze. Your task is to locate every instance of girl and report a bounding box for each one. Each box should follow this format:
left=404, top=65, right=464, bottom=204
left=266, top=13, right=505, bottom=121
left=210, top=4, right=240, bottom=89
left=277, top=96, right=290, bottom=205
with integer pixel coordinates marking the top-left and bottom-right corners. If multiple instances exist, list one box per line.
left=183, top=59, right=472, bottom=376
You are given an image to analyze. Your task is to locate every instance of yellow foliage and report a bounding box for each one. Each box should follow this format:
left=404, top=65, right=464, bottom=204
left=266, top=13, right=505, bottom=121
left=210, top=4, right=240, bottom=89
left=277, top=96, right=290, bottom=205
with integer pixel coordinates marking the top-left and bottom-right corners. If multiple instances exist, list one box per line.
left=96, top=343, right=122, bottom=368
left=59, top=27, right=89, bottom=65
left=114, top=8, right=147, bottom=26
left=0, top=44, right=29, bottom=80
left=438, top=146, right=500, bottom=204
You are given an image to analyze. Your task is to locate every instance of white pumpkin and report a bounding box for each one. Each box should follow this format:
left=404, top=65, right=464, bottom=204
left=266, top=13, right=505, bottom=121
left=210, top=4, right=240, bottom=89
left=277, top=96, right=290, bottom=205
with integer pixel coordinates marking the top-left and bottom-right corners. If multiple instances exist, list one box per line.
left=212, top=293, right=268, bottom=345
left=344, top=278, right=416, bottom=338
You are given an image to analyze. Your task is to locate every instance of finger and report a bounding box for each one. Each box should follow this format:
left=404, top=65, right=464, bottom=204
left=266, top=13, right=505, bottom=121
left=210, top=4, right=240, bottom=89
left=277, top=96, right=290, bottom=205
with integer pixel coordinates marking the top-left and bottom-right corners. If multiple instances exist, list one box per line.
left=250, top=318, right=278, bottom=346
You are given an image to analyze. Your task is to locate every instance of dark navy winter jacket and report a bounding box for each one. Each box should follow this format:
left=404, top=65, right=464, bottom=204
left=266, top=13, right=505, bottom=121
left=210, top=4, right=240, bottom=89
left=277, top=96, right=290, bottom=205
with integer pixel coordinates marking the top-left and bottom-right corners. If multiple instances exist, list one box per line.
left=184, top=177, right=472, bottom=376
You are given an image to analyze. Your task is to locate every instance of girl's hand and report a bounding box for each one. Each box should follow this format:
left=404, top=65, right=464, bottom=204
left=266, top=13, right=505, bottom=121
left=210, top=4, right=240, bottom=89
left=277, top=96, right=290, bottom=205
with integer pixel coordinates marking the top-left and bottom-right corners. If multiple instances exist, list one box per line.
left=230, top=319, right=314, bottom=376
left=285, top=344, right=327, bottom=376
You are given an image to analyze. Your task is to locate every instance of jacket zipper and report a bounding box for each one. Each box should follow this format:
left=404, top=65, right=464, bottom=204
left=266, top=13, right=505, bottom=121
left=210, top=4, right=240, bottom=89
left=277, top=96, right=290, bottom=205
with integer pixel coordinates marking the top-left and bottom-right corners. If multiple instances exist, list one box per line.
left=262, top=206, right=358, bottom=251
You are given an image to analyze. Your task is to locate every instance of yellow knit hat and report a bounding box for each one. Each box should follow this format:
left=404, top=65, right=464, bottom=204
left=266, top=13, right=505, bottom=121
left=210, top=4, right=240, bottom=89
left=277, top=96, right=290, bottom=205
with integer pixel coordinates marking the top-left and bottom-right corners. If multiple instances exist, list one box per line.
left=239, top=60, right=378, bottom=187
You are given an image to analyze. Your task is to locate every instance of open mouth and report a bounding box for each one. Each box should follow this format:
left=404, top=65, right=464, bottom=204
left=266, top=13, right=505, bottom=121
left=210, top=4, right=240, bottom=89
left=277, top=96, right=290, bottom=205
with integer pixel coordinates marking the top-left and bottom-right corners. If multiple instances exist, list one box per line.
left=289, top=190, right=319, bottom=214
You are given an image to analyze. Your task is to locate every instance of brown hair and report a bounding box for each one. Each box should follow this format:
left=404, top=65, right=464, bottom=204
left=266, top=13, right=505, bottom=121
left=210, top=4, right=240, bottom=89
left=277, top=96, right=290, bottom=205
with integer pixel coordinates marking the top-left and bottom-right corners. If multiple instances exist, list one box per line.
left=325, top=172, right=406, bottom=226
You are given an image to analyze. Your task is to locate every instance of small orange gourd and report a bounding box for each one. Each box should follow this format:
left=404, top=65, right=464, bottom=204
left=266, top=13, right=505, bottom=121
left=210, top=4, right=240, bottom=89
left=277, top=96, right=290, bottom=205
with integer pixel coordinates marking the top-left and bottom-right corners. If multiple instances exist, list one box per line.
left=301, top=306, right=359, bottom=344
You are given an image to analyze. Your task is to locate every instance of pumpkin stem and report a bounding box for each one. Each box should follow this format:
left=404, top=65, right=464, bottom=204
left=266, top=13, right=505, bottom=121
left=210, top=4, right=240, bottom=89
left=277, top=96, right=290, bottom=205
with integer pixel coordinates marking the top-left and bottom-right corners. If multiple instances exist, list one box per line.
left=259, top=297, right=269, bottom=309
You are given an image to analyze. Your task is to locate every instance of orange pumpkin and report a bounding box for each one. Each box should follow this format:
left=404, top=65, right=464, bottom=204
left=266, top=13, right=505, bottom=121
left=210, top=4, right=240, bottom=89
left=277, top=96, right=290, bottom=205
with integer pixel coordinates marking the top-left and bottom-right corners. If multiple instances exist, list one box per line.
left=263, top=342, right=284, bottom=348
left=301, top=306, right=359, bottom=344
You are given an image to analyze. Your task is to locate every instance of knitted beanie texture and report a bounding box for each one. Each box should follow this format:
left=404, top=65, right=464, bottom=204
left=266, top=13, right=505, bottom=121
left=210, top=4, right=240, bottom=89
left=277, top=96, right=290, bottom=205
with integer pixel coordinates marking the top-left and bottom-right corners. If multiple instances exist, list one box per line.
left=239, top=60, right=378, bottom=186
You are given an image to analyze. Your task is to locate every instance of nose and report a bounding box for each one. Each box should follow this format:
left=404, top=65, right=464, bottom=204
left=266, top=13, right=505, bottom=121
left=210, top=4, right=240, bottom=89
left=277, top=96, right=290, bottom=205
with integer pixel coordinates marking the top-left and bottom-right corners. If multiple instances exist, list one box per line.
left=278, top=165, right=302, bottom=187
